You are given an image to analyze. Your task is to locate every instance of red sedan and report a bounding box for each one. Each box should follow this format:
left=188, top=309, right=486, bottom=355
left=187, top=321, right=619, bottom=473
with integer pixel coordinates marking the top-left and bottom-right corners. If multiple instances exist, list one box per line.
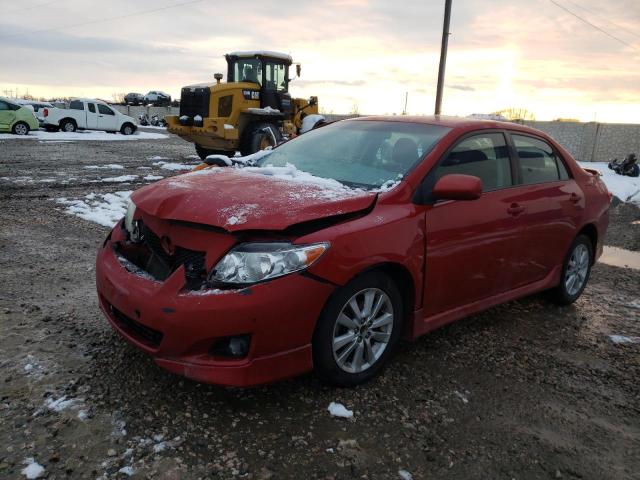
left=96, top=116, right=610, bottom=387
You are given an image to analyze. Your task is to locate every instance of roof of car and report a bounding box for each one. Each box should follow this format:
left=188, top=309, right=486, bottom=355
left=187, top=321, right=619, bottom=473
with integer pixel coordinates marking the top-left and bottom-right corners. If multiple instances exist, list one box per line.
left=351, top=115, right=543, bottom=135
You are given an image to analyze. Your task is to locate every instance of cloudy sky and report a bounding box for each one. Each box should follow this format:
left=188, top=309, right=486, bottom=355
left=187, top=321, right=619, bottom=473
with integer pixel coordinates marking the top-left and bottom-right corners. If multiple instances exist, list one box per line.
left=1, top=0, right=638, bottom=122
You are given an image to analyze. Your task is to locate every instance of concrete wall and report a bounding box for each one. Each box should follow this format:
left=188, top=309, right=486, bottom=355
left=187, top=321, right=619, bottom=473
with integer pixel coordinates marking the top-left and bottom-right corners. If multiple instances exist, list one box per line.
left=522, top=120, right=639, bottom=162
left=112, top=105, right=178, bottom=118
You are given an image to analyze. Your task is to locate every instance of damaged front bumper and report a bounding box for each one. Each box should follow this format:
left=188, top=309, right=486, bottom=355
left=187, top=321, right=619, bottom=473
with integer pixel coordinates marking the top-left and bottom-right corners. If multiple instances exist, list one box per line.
left=95, top=220, right=335, bottom=386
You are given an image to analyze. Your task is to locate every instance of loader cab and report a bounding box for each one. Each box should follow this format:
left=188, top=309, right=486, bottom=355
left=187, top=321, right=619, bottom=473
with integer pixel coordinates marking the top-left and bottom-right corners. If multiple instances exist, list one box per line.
left=225, top=51, right=293, bottom=115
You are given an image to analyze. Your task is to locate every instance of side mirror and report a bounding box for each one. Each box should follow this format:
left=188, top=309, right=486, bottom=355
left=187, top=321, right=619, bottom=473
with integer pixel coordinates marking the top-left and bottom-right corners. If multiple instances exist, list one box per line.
left=309, top=96, right=318, bottom=106
left=432, top=174, right=482, bottom=201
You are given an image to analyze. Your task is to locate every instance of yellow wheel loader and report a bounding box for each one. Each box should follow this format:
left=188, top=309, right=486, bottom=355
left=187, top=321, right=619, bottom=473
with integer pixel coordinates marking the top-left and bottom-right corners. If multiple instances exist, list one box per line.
left=166, top=51, right=324, bottom=160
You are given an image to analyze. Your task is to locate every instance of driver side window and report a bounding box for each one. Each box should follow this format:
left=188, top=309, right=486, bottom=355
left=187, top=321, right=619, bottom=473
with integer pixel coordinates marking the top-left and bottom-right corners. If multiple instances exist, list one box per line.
left=433, top=133, right=513, bottom=191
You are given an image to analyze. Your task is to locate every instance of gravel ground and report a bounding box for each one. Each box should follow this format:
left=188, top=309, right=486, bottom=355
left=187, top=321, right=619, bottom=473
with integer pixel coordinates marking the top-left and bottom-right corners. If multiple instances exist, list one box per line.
left=1, top=132, right=639, bottom=480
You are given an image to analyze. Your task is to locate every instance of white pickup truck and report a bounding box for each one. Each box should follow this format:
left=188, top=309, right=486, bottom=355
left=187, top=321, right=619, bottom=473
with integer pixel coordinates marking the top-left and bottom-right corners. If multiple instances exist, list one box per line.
left=43, top=98, right=137, bottom=135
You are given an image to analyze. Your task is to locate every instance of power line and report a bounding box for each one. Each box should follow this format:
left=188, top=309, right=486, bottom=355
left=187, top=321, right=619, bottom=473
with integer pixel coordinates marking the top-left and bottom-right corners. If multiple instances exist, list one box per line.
left=548, top=0, right=638, bottom=51
left=0, top=0, right=204, bottom=40
left=563, top=0, right=640, bottom=41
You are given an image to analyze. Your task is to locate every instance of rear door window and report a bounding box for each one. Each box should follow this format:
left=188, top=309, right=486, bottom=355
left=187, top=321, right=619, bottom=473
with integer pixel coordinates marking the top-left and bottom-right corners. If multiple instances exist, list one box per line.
left=69, top=100, right=84, bottom=110
left=88, top=103, right=96, bottom=113
left=433, top=133, right=513, bottom=191
left=512, top=134, right=569, bottom=184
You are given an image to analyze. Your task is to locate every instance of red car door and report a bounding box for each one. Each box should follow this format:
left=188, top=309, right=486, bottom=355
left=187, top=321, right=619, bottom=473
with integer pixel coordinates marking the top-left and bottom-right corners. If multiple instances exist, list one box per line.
left=506, top=133, right=582, bottom=286
left=421, top=131, right=523, bottom=319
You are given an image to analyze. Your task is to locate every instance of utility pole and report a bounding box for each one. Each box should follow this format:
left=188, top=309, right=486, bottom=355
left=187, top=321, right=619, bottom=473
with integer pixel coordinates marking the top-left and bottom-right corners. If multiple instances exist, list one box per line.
left=402, top=92, right=408, bottom=115
left=434, top=0, right=452, bottom=115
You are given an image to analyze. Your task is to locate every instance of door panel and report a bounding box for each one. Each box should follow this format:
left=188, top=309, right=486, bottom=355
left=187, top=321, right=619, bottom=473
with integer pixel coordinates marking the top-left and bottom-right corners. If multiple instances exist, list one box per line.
left=0, top=111, right=15, bottom=127
left=423, top=188, right=522, bottom=318
left=509, top=181, right=581, bottom=285
left=86, top=103, right=98, bottom=129
left=97, top=104, right=118, bottom=131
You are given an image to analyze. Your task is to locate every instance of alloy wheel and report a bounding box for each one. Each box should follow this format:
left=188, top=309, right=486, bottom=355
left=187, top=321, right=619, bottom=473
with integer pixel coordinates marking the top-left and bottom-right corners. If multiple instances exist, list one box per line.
left=14, top=123, right=28, bottom=135
left=565, top=243, right=589, bottom=296
left=332, top=288, right=394, bottom=374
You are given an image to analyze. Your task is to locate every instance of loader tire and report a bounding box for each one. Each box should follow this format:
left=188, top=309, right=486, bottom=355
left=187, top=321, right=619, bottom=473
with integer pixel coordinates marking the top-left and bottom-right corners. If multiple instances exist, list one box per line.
left=239, top=122, right=281, bottom=157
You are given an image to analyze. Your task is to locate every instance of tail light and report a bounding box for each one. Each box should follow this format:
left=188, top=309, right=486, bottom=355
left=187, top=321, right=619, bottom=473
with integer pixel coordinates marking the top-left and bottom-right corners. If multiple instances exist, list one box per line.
left=43, top=108, right=48, bottom=117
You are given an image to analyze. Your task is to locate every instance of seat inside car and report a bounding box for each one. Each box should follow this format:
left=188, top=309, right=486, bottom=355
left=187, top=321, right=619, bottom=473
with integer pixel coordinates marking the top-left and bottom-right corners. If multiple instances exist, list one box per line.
left=391, top=137, right=419, bottom=170
left=441, top=149, right=499, bottom=190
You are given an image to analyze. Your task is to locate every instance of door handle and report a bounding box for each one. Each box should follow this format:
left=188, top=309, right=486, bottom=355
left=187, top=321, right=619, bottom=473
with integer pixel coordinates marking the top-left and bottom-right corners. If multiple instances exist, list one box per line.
left=570, top=193, right=581, bottom=204
left=98, top=115, right=104, bottom=117
left=507, top=203, right=525, bottom=215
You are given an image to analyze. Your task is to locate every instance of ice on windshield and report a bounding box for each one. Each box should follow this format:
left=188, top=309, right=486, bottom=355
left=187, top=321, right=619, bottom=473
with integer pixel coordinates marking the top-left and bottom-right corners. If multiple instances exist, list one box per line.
left=254, top=121, right=450, bottom=189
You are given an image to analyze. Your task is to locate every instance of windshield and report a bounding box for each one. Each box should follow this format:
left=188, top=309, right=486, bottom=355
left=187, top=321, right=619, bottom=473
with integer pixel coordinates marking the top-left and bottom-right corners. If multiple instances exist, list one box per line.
left=255, top=121, right=451, bottom=189
left=232, top=59, right=262, bottom=85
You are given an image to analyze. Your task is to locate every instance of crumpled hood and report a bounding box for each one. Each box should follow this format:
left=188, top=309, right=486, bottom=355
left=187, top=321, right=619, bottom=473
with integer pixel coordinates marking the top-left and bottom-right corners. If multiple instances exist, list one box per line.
left=131, top=168, right=377, bottom=231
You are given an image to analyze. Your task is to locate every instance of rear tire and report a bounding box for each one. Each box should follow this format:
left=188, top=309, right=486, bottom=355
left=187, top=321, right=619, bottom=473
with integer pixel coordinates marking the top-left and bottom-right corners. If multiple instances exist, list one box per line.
left=312, top=271, right=403, bottom=386
left=549, top=234, right=593, bottom=305
left=60, top=119, right=77, bottom=133
left=12, top=121, right=30, bottom=136
left=239, top=122, right=281, bottom=156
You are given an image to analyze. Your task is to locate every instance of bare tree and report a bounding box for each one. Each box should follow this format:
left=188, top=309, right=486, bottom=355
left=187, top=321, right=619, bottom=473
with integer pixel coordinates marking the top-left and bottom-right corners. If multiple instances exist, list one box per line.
left=491, top=107, right=535, bottom=121
left=112, top=92, right=126, bottom=105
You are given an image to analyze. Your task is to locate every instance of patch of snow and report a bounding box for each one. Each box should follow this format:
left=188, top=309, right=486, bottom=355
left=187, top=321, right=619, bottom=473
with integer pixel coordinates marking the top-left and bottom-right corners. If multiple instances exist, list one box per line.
left=99, top=175, right=138, bottom=183
left=56, top=191, right=131, bottom=227
left=231, top=148, right=273, bottom=165
left=379, top=174, right=404, bottom=192
left=24, top=364, right=34, bottom=372
left=153, top=160, right=196, bottom=171
left=137, top=166, right=152, bottom=170
left=0, top=130, right=167, bottom=141
left=300, top=114, right=325, bottom=133
left=45, top=395, right=85, bottom=412
left=579, top=161, right=640, bottom=205
left=143, top=175, right=164, bottom=181
left=454, top=390, right=469, bottom=404
left=228, top=50, right=293, bottom=62
left=398, top=469, right=413, bottom=480
left=116, top=255, right=158, bottom=282
left=328, top=402, right=353, bottom=418
left=118, top=466, right=134, bottom=476
left=77, top=410, right=89, bottom=421
left=609, top=334, right=640, bottom=344
left=224, top=123, right=234, bottom=130
left=628, top=300, right=640, bottom=309
left=84, top=164, right=124, bottom=170
left=247, top=106, right=280, bottom=115
left=194, top=114, right=203, bottom=122
left=21, top=458, right=44, bottom=479
left=180, top=115, right=189, bottom=122
left=220, top=204, right=259, bottom=226
left=38, top=140, right=74, bottom=144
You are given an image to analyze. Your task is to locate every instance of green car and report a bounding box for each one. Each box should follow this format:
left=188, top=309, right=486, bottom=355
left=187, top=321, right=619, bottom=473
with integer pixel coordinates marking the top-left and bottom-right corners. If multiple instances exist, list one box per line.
left=0, top=98, right=40, bottom=135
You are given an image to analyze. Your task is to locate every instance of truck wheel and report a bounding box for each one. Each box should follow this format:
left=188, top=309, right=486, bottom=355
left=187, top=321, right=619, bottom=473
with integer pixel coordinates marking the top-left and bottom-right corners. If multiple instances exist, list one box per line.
left=120, top=123, right=135, bottom=135
left=195, top=144, right=233, bottom=161
left=12, top=121, right=30, bottom=136
left=240, top=122, right=282, bottom=156
left=60, top=119, right=77, bottom=133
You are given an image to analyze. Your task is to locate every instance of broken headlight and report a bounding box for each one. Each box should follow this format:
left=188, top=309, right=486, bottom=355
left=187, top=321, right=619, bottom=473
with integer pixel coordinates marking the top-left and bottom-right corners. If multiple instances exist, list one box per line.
left=210, top=242, right=329, bottom=285
left=123, top=200, right=141, bottom=242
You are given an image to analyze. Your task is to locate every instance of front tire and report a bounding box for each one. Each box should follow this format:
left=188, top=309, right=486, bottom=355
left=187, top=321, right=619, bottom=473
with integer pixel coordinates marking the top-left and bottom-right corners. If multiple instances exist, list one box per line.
left=195, top=144, right=233, bottom=161
left=312, top=271, right=403, bottom=386
left=120, top=123, right=135, bottom=135
left=12, top=121, right=30, bottom=136
left=239, top=122, right=281, bottom=156
left=549, top=235, right=593, bottom=305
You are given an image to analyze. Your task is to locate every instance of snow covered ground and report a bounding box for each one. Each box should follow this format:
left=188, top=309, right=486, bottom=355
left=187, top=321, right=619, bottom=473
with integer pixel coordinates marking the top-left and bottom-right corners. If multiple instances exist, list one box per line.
left=579, top=162, right=640, bottom=205
left=0, top=130, right=167, bottom=141
left=56, top=192, right=132, bottom=227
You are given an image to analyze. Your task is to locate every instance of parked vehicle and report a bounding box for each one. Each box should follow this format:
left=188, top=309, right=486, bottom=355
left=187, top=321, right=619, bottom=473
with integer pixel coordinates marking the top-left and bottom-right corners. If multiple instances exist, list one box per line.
left=144, top=91, right=171, bottom=107
left=608, top=153, right=639, bottom=177
left=124, top=92, right=145, bottom=106
left=0, top=97, right=39, bottom=135
left=96, top=116, right=611, bottom=387
left=42, top=98, right=137, bottom=134
left=15, top=99, right=54, bottom=127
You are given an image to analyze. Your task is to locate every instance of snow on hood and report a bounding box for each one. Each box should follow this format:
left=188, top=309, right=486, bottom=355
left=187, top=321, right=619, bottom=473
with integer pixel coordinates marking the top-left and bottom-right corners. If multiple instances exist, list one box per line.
left=132, top=165, right=376, bottom=231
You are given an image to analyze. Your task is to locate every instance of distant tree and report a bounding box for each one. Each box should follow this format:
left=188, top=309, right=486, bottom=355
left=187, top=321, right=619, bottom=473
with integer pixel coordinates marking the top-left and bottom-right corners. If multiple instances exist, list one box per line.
left=112, top=92, right=126, bottom=104
left=491, top=107, right=535, bottom=121
left=349, top=100, right=360, bottom=115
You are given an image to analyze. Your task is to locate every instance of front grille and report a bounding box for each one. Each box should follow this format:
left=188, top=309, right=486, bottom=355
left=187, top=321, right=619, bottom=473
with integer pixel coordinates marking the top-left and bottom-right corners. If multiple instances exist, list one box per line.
left=142, top=225, right=206, bottom=283
left=110, top=304, right=163, bottom=348
left=180, top=86, right=210, bottom=118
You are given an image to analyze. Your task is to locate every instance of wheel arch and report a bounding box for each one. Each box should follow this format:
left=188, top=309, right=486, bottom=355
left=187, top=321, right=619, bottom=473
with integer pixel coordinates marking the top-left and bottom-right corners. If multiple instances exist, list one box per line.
left=577, top=223, right=598, bottom=263
left=347, top=262, right=416, bottom=337
left=60, top=117, right=77, bottom=127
